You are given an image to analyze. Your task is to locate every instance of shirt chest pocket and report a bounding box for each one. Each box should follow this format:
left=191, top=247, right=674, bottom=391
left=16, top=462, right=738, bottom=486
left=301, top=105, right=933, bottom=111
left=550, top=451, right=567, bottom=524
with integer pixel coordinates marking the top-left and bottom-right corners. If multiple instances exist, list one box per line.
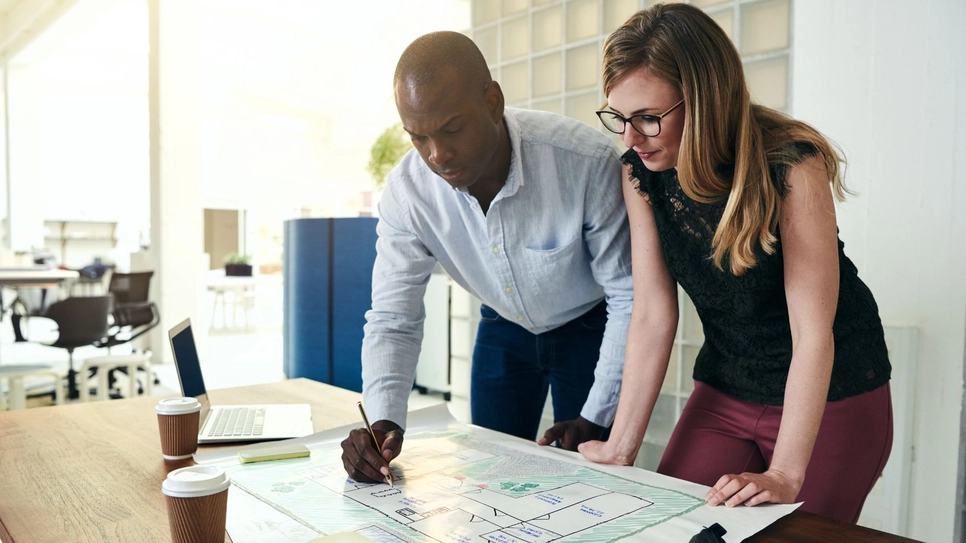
left=519, top=236, right=586, bottom=296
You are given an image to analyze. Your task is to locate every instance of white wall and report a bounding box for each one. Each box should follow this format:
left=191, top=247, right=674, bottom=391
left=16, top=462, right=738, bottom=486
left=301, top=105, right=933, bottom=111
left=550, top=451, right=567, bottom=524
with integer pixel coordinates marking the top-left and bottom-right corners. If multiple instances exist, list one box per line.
left=793, top=1, right=966, bottom=541
left=7, top=0, right=149, bottom=259
left=2, top=0, right=471, bottom=268
left=196, top=0, right=471, bottom=214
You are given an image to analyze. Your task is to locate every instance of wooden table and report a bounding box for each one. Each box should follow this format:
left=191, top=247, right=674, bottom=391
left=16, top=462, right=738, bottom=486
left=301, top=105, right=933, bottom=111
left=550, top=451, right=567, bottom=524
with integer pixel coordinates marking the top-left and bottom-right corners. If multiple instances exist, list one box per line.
left=0, top=379, right=921, bottom=543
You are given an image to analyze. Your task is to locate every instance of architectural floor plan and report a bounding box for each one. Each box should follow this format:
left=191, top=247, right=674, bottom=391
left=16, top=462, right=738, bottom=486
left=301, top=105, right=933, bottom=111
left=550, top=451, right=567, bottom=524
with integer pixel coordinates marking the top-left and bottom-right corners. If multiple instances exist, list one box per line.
left=227, top=431, right=705, bottom=542
left=212, top=405, right=798, bottom=543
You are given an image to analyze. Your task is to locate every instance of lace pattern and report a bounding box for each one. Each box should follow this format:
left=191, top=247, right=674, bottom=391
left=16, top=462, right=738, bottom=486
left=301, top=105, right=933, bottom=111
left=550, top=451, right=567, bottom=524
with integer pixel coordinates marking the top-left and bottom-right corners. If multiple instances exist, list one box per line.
left=621, top=148, right=891, bottom=404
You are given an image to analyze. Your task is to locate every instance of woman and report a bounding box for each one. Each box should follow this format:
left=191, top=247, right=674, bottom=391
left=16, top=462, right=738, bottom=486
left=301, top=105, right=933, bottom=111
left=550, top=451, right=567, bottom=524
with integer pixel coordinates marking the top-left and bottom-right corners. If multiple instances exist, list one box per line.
left=578, top=3, right=893, bottom=523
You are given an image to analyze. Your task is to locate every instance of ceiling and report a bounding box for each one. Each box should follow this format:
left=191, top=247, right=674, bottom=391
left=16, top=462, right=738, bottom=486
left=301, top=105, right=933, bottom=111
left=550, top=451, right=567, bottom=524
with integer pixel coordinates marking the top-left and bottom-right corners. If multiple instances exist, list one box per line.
left=0, top=0, right=76, bottom=63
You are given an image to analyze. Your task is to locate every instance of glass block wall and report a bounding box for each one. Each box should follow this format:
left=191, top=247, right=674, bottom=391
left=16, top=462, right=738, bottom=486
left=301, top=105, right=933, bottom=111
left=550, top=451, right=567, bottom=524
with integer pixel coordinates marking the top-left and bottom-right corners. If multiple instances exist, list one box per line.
left=468, top=0, right=792, bottom=470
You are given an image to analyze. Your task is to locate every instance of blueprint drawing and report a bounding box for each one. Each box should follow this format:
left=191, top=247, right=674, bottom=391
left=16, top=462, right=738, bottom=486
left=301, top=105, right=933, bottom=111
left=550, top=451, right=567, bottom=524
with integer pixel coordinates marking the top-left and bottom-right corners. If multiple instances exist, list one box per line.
left=226, top=430, right=705, bottom=542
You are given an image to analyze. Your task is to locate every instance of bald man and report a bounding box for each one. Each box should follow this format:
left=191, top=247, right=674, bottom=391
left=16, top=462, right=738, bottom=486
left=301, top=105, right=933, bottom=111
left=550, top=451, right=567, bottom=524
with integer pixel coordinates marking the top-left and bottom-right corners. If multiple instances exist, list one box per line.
left=341, top=31, right=632, bottom=484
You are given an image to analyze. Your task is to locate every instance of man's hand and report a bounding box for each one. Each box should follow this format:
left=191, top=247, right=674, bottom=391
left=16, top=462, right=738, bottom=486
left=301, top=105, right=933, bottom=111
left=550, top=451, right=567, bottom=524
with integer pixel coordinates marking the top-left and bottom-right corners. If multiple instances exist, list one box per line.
left=536, top=416, right=605, bottom=451
left=340, top=420, right=404, bottom=483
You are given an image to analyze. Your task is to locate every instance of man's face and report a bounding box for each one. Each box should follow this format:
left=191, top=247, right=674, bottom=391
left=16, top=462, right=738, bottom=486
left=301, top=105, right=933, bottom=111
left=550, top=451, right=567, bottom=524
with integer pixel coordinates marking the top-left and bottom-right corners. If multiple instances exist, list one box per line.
left=395, top=70, right=503, bottom=190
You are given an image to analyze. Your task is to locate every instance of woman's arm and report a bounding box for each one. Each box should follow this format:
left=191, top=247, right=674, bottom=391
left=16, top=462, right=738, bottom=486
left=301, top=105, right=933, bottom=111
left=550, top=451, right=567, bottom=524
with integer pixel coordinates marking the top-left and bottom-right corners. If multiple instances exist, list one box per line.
left=578, top=165, right=679, bottom=465
left=706, top=153, right=838, bottom=507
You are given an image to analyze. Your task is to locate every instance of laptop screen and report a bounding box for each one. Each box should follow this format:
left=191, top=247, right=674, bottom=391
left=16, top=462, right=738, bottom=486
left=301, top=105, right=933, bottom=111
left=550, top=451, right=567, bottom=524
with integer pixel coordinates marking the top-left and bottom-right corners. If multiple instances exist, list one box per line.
left=168, top=318, right=210, bottom=420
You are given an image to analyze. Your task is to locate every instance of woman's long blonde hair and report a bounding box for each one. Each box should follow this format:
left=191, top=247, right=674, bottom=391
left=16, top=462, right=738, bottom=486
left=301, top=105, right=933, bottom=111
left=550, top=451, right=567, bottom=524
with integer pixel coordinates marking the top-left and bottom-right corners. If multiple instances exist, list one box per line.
left=602, top=3, right=847, bottom=275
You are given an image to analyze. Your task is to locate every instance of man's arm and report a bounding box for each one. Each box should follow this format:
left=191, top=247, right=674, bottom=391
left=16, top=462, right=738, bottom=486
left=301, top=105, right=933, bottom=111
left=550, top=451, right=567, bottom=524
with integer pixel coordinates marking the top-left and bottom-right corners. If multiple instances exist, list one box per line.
left=360, top=176, right=438, bottom=431
left=538, top=146, right=633, bottom=449
left=578, top=147, right=633, bottom=427
left=343, top=173, right=436, bottom=482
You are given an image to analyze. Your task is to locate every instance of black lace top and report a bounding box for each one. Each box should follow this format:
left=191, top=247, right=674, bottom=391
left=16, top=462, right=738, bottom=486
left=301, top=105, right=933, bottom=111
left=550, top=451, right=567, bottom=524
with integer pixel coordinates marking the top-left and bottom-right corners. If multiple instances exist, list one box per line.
left=621, top=147, right=891, bottom=404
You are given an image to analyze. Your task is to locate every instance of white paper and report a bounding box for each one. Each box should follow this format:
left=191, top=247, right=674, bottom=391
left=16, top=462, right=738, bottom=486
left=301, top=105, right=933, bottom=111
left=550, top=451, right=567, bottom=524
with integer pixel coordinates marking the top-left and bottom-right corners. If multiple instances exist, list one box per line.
left=226, top=485, right=323, bottom=542
left=195, top=403, right=457, bottom=467
left=217, top=404, right=798, bottom=543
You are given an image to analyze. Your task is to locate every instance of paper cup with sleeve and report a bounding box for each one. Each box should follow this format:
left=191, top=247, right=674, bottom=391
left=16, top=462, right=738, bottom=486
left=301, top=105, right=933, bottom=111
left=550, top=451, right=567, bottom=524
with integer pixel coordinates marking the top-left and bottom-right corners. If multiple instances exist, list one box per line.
left=161, top=465, right=231, bottom=543
left=155, top=397, right=201, bottom=461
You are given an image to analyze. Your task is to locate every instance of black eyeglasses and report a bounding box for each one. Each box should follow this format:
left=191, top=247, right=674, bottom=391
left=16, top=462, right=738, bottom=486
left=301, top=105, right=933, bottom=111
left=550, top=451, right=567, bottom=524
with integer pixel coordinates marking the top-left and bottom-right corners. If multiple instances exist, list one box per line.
left=596, top=99, right=684, bottom=137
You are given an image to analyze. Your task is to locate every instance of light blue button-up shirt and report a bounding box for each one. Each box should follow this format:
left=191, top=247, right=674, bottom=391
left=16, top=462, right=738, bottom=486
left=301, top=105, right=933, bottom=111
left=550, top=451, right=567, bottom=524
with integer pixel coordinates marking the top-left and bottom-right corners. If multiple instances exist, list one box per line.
left=361, top=107, right=632, bottom=430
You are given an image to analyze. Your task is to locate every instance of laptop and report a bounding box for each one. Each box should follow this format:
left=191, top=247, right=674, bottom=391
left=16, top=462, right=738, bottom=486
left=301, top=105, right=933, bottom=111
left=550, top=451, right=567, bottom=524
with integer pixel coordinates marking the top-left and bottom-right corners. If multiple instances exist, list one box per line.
left=168, top=318, right=314, bottom=443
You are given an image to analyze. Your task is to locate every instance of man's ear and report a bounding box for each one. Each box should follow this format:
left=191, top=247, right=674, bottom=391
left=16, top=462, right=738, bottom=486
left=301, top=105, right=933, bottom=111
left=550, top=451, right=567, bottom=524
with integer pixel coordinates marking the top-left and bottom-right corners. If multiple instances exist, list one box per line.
left=484, top=81, right=505, bottom=124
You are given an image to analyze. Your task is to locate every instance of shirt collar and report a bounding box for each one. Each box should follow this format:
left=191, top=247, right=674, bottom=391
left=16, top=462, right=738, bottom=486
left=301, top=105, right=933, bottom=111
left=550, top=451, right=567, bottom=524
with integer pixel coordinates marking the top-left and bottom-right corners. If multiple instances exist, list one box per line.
left=454, top=108, right=524, bottom=201
left=501, top=108, right=524, bottom=198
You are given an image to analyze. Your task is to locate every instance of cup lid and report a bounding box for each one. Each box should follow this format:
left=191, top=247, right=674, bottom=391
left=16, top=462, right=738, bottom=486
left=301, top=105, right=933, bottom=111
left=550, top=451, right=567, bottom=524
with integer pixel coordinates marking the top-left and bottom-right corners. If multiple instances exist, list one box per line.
left=161, top=465, right=231, bottom=498
left=155, top=397, right=201, bottom=415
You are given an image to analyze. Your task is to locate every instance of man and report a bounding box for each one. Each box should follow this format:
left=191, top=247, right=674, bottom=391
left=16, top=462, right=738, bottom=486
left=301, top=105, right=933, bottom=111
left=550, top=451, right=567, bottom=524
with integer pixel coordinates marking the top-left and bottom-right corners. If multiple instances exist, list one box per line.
left=341, top=31, right=632, bottom=484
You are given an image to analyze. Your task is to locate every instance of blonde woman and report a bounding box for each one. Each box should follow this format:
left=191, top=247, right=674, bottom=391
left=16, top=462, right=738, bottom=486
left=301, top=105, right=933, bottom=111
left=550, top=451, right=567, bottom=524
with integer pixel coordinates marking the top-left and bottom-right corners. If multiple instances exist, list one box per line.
left=576, top=3, right=892, bottom=523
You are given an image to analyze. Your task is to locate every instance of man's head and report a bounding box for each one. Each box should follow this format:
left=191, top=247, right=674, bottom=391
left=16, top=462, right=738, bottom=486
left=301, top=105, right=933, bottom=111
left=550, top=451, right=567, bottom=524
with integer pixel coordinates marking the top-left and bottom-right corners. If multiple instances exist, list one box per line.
left=394, top=31, right=506, bottom=190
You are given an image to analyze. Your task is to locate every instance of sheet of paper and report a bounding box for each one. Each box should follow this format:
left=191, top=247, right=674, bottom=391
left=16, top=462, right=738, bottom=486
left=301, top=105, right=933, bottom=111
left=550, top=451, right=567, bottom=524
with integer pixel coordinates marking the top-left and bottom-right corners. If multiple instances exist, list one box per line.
left=226, top=485, right=323, bottom=543
left=195, top=403, right=456, bottom=467
left=218, top=404, right=799, bottom=543
left=307, top=533, right=374, bottom=542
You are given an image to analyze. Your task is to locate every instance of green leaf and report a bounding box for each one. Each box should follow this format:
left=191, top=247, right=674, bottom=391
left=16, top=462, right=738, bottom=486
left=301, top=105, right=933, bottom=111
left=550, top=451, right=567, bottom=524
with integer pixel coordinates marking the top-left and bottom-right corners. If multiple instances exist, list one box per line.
left=367, top=123, right=413, bottom=190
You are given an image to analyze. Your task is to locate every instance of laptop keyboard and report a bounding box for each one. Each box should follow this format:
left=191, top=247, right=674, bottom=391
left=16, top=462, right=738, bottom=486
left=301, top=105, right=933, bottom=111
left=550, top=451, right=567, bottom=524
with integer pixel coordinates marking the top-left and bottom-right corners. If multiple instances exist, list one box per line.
left=208, top=407, right=266, bottom=437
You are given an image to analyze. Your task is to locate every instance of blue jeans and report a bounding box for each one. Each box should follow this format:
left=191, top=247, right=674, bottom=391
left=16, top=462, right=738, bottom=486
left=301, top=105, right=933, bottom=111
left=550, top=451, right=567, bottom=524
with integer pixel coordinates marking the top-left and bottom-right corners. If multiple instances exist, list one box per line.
left=470, top=301, right=606, bottom=440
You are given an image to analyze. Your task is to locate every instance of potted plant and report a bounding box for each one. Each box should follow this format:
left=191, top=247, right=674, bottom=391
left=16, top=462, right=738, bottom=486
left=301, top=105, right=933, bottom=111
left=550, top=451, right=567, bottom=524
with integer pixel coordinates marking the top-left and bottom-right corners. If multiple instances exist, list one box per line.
left=224, top=253, right=253, bottom=277
left=367, top=123, right=412, bottom=190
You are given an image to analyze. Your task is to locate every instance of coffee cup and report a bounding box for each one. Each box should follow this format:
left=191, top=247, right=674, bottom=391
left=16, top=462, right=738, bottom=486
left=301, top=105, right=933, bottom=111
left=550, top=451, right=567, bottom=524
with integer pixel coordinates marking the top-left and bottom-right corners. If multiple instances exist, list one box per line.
left=156, top=397, right=201, bottom=461
left=161, top=465, right=231, bottom=543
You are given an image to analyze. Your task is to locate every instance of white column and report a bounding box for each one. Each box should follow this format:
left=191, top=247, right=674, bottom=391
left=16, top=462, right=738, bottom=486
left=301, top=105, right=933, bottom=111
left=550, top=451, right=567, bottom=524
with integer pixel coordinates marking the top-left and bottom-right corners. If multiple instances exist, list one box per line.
left=5, top=63, right=44, bottom=253
left=147, top=0, right=206, bottom=364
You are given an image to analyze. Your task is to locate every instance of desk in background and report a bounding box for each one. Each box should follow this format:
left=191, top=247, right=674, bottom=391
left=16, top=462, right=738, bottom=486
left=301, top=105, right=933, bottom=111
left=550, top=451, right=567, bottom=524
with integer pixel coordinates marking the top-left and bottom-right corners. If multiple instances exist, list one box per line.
left=0, top=268, right=79, bottom=366
left=206, top=270, right=281, bottom=332
left=0, top=267, right=79, bottom=288
left=0, top=378, right=922, bottom=543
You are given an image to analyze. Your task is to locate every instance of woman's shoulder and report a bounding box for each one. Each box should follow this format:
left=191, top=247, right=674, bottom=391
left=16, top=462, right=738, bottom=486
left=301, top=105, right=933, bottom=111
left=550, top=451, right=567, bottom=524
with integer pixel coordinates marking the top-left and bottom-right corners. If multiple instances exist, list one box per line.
left=619, top=148, right=668, bottom=198
left=768, top=141, right=821, bottom=196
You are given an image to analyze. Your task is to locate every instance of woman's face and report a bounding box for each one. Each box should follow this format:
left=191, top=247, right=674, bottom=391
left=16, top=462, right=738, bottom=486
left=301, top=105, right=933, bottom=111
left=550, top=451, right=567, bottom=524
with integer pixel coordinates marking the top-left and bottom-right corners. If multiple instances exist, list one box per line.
left=605, top=68, right=685, bottom=172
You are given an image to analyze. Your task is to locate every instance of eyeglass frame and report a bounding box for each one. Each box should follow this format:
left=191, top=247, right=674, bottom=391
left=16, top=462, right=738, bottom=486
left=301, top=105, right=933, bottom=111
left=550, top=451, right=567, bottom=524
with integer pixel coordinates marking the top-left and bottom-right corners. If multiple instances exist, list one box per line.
left=595, top=99, right=685, bottom=137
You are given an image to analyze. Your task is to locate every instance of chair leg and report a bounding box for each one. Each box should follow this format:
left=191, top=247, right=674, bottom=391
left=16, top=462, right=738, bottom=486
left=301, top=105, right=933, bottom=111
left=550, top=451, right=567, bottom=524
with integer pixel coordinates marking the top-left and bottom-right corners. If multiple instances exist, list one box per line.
left=66, top=350, right=80, bottom=400
left=8, top=377, right=25, bottom=410
left=79, top=370, right=90, bottom=403
left=96, top=367, right=110, bottom=401
left=53, top=373, right=63, bottom=405
left=143, top=363, right=153, bottom=396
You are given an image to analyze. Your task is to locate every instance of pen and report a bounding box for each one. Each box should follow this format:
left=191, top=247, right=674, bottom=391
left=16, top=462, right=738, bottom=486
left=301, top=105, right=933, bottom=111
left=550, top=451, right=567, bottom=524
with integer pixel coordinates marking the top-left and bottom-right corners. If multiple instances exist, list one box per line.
left=357, top=401, right=394, bottom=487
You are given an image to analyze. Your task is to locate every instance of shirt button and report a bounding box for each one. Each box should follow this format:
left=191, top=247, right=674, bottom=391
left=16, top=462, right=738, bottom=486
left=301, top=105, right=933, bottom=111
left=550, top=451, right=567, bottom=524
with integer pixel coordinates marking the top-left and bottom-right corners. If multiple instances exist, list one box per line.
left=516, top=316, right=523, bottom=322
left=504, top=286, right=512, bottom=293
left=492, top=247, right=500, bottom=254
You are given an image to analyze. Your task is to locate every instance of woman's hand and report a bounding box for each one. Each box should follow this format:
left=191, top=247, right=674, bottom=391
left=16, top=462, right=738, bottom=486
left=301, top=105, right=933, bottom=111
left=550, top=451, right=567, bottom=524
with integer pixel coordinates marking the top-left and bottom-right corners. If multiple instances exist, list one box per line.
left=577, top=439, right=636, bottom=466
left=705, top=469, right=803, bottom=507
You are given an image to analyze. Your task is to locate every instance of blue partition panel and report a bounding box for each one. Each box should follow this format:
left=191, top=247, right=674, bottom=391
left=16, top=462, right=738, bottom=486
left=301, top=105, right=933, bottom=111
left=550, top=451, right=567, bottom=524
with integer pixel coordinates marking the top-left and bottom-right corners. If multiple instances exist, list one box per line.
left=331, top=218, right=378, bottom=392
left=283, top=217, right=377, bottom=392
left=283, top=218, right=332, bottom=382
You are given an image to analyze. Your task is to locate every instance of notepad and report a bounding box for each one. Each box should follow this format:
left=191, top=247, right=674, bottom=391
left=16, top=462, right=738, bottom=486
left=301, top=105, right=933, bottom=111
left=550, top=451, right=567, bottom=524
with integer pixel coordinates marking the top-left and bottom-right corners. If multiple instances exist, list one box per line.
left=237, top=443, right=310, bottom=464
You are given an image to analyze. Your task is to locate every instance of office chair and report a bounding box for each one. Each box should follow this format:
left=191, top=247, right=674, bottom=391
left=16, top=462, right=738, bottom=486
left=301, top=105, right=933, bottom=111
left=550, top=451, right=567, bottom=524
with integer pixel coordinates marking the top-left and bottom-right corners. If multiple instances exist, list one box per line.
left=98, top=271, right=159, bottom=347
left=38, top=295, right=113, bottom=400
left=104, top=271, right=152, bottom=306
left=92, top=271, right=160, bottom=396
